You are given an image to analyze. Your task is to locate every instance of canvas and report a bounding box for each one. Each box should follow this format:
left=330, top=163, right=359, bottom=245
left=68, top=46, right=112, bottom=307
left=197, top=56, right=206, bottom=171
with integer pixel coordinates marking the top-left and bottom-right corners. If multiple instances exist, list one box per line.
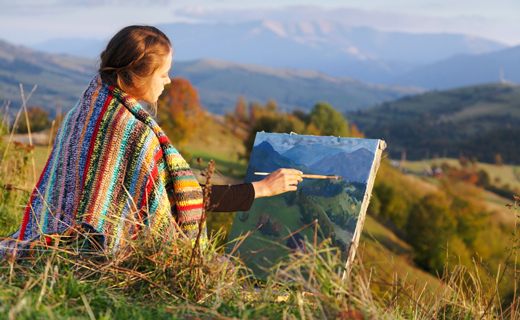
left=226, top=132, right=386, bottom=279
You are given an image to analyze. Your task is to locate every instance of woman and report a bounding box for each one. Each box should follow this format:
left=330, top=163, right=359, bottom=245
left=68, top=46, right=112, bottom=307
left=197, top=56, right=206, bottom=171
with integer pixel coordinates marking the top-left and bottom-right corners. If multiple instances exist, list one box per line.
left=0, top=25, right=302, bottom=257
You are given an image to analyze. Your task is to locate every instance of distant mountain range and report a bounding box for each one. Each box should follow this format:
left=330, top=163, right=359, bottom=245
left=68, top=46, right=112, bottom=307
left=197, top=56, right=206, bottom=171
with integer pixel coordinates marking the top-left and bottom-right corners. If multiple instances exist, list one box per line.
left=246, top=141, right=313, bottom=178
left=247, top=141, right=375, bottom=183
left=390, top=45, right=520, bottom=90
left=31, top=21, right=509, bottom=87
left=309, top=148, right=375, bottom=183
left=0, top=39, right=420, bottom=115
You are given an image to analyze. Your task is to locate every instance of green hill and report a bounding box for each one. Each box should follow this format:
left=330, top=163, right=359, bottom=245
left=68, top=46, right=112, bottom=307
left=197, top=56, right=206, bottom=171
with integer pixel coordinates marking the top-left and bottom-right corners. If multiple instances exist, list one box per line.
left=348, top=82, right=520, bottom=163
left=0, top=39, right=96, bottom=114
left=171, top=58, right=424, bottom=114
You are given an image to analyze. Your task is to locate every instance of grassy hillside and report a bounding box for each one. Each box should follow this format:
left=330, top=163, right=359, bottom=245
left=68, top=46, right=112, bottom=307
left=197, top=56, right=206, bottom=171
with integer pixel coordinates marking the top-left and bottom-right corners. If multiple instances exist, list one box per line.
left=184, top=115, right=248, bottom=182
left=401, top=158, right=520, bottom=191
left=348, top=82, right=520, bottom=163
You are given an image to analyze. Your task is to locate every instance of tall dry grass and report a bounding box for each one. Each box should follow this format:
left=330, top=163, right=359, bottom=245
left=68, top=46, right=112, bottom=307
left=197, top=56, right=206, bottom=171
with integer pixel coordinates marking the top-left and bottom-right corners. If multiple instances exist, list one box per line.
left=2, top=210, right=519, bottom=319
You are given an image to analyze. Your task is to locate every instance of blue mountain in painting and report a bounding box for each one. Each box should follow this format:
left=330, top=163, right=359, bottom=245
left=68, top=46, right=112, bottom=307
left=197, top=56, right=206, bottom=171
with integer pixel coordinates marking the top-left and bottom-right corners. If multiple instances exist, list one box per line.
left=245, top=141, right=314, bottom=182
left=309, top=148, right=375, bottom=183
left=281, top=144, right=344, bottom=167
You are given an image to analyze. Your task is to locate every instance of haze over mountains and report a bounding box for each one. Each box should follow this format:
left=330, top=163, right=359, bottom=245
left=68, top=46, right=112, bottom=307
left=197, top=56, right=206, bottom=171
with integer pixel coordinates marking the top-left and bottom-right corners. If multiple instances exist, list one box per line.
left=171, top=59, right=421, bottom=114
left=282, top=144, right=345, bottom=167
left=392, top=45, right=520, bottom=90
left=0, top=38, right=422, bottom=115
left=31, top=20, right=514, bottom=89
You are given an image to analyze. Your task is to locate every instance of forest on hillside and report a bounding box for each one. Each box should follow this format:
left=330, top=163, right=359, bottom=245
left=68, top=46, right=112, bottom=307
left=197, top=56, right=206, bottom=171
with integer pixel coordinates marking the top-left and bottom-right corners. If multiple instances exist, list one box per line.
left=348, top=83, right=520, bottom=163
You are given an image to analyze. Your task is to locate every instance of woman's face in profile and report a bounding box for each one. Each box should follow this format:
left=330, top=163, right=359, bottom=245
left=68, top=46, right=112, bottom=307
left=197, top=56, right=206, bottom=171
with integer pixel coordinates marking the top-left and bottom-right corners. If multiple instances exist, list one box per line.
left=139, top=50, right=172, bottom=103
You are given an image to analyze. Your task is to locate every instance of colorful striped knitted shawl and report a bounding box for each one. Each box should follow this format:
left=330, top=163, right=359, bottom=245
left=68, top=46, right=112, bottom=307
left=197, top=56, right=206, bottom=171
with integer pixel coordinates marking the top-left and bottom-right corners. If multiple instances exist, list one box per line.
left=1, top=75, right=206, bottom=257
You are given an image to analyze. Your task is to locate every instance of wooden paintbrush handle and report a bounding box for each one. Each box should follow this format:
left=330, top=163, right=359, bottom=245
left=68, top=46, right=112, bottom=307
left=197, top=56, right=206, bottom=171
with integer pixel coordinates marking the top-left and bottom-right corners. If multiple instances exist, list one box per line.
left=254, top=172, right=342, bottom=180
left=302, top=174, right=335, bottom=179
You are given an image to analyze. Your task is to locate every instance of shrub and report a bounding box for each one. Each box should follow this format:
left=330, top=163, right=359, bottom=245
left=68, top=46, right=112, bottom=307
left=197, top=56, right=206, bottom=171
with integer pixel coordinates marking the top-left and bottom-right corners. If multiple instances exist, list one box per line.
left=406, top=192, right=456, bottom=272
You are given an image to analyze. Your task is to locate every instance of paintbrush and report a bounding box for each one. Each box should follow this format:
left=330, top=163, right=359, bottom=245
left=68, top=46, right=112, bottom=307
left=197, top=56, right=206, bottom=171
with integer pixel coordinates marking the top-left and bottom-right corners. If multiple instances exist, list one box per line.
left=254, top=172, right=343, bottom=180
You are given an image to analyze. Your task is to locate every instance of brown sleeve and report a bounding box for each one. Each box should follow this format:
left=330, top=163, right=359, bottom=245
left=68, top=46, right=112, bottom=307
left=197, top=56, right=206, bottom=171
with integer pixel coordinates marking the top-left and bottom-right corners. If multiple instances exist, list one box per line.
left=202, top=183, right=255, bottom=212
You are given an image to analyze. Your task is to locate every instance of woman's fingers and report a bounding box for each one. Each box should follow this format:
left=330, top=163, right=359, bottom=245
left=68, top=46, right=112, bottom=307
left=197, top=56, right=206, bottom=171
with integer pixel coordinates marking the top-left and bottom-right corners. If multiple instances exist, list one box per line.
left=252, top=168, right=303, bottom=198
left=270, top=169, right=301, bottom=190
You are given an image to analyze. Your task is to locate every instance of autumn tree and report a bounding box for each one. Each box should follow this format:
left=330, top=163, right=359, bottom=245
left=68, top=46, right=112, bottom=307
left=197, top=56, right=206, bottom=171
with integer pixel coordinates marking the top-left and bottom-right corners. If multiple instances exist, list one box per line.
left=16, top=106, right=50, bottom=133
left=495, top=153, right=503, bottom=166
left=440, top=179, right=487, bottom=249
left=349, top=123, right=365, bottom=138
left=157, top=78, right=205, bottom=148
left=234, top=95, right=248, bottom=124
left=224, top=95, right=250, bottom=136
left=308, top=102, right=350, bottom=137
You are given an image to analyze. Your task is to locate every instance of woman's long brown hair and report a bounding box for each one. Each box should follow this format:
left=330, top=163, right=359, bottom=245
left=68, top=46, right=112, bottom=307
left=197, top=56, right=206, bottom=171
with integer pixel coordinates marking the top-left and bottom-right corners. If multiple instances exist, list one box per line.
left=99, top=25, right=172, bottom=102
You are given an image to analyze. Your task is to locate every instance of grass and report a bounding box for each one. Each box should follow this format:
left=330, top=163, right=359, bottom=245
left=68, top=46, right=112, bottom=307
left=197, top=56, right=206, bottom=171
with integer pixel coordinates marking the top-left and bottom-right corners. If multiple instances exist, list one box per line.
left=187, top=147, right=247, bottom=182
left=359, top=215, right=442, bottom=298
left=185, top=116, right=249, bottom=181
left=0, top=200, right=396, bottom=320
left=1, top=211, right=518, bottom=319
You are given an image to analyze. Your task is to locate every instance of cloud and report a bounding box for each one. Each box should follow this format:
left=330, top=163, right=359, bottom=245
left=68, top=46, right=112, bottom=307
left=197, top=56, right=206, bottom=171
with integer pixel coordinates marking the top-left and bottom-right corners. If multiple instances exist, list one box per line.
left=54, top=0, right=174, bottom=6
left=0, top=0, right=181, bottom=44
left=1, top=0, right=173, bottom=13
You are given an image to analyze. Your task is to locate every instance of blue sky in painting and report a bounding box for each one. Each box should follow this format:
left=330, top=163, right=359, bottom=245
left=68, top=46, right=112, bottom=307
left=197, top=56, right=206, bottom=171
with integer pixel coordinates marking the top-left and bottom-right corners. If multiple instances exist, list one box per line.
left=253, top=132, right=379, bottom=154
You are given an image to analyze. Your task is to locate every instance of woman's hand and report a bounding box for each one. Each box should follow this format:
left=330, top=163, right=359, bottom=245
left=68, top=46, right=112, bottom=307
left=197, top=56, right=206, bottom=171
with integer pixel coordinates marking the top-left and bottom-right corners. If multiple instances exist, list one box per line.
left=252, top=168, right=303, bottom=198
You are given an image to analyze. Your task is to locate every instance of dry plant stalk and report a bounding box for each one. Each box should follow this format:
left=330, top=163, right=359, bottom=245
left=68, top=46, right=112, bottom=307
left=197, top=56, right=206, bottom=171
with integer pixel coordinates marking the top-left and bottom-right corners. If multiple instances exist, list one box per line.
left=0, top=85, right=37, bottom=187
left=187, top=157, right=215, bottom=301
left=19, top=84, right=37, bottom=185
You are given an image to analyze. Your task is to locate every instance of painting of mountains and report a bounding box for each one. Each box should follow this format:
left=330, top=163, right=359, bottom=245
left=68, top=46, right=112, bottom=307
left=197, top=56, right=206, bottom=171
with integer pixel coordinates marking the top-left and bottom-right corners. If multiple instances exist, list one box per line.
left=226, top=132, right=385, bottom=279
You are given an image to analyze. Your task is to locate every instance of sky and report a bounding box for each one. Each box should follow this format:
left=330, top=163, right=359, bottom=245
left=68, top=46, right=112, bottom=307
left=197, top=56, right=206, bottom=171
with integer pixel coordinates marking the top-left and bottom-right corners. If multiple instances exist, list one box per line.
left=0, top=0, right=519, bottom=46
